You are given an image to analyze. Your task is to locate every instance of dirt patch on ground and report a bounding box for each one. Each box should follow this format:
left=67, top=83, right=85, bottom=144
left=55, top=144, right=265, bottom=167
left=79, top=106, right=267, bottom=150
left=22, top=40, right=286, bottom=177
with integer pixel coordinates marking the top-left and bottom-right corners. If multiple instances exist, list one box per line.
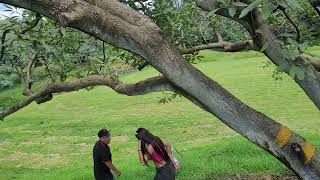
left=3, top=152, right=65, bottom=168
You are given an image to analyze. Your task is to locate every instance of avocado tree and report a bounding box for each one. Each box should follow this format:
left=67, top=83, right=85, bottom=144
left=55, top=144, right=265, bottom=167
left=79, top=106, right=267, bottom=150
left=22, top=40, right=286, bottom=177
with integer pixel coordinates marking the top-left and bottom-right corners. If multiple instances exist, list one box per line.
left=0, top=0, right=320, bottom=179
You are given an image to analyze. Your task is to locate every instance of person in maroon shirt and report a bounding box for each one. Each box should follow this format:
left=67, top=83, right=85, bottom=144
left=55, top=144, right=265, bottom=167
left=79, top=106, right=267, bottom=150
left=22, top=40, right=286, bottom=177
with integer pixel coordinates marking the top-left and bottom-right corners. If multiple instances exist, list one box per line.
left=93, top=128, right=121, bottom=180
left=135, top=128, right=176, bottom=180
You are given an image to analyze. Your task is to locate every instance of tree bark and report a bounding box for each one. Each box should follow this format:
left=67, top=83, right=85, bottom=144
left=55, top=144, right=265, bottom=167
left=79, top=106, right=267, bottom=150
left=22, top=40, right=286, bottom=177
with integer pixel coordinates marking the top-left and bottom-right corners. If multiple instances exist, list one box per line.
left=22, top=48, right=37, bottom=96
left=0, top=0, right=319, bottom=179
left=180, top=40, right=257, bottom=54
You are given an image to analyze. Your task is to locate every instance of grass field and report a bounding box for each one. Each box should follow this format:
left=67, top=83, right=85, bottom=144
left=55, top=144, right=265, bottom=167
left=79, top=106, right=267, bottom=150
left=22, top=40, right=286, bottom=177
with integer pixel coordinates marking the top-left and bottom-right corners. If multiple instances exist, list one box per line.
left=0, top=50, right=320, bottom=180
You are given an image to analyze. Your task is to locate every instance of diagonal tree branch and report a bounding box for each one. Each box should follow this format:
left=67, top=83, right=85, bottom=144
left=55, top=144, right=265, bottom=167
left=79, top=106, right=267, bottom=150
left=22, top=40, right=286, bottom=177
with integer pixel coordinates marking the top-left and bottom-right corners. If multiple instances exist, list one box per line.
left=22, top=47, right=37, bottom=96
left=0, top=75, right=175, bottom=120
left=304, top=54, right=320, bottom=72
left=0, top=29, right=10, bottom=63
left=180, top=40, right=257, bottom=54
left=0, top=73, right=207, bottom=120
left=213, top=26, right=223, bottom=42
left=310, top=60, right=320, bottom=71
left=275, top=6, right=301, bottom=42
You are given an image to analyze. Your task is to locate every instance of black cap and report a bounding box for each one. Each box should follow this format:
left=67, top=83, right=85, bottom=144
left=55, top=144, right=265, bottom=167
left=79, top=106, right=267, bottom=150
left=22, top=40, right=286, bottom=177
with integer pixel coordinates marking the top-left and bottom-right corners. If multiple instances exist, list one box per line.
left=98, top=128, right=110, bottom=138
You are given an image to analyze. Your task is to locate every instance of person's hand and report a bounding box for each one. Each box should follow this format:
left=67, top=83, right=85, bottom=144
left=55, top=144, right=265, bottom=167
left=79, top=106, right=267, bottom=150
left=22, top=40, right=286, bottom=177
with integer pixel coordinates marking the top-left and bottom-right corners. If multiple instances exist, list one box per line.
left=116, top=170, right=122, bottom=177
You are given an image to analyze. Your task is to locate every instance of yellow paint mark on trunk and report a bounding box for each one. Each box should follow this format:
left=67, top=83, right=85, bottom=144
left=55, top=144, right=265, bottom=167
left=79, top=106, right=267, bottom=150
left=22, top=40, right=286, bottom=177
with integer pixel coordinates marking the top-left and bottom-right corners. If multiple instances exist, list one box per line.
left=303, top=141, right=314, bottom=164
left=275, top=125, right=292, bottom=148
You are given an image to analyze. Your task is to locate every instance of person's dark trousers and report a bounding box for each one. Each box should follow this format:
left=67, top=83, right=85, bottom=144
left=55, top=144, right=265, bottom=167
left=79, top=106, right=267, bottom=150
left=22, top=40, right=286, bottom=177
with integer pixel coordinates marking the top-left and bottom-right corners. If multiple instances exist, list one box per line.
left=95, top=173, right=114, bottom=180
left=154, top=162, right=176, bottom=180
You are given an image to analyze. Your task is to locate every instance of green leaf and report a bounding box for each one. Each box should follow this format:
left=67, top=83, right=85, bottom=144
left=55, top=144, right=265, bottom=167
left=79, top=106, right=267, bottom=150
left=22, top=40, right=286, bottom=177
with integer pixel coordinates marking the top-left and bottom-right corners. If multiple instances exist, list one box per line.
left=277, top=0, right=288, bottom=8
left=232, top=2, right=248, bottom=7
left=287, top=38, right=299, bottom=46
left=277, top=33, right=294, bottom=38
left=260, top=41, right=269, bottom=52
left=239, top=0, right=262, bottom=18
left=286, top=0, right=303, bottom=11
left=289, top=65, right=305, bottom=80
left=289, top=65, right=304, bottom=80
left=296, top=69, right=305, bottom=80
left=289, top=65, right=297, bottom=78
left=3, top=4, right=13, bottom=9
left=228, top=7, right=236, bottom=17
left=277, top=62, right=289, bottom=72
left=306, top=68, right=316, bottom=78
left=261, top=0, right=274, bottom=20
left=2, top=38, right=14, bottom=47
left=298, top=42, right=308, bottom=52
left=215, top=0, right=227, bottom=5
left=207, top=8, right=221, bottom=17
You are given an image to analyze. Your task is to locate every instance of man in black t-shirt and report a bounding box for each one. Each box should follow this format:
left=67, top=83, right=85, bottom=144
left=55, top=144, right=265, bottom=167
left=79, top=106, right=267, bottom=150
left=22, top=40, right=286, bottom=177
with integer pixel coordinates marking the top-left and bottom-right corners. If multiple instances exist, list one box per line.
left=93, top=128, right=121, bottom=180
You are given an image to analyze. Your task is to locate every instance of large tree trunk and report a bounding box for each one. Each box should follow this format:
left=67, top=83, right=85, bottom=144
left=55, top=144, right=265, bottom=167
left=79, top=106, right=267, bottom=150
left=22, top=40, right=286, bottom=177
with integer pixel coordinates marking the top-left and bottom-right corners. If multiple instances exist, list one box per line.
left=1, top=0, right=319, bottom=179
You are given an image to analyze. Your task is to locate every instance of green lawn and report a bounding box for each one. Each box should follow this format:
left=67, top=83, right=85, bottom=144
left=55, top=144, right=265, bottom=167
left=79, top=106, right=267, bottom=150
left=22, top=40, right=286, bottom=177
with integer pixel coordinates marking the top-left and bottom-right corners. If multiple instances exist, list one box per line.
left=0, top=50, right=319, bottom=180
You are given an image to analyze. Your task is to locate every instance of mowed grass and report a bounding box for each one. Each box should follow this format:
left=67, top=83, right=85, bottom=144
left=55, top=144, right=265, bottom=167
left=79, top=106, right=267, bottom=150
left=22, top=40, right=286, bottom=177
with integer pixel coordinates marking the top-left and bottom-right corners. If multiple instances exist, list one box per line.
left=0, top=50, right=320, bottom=180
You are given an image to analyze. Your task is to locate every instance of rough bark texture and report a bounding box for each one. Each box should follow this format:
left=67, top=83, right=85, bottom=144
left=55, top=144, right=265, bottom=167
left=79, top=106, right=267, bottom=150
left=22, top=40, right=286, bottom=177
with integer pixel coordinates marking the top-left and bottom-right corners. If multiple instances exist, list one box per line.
left=180, top=40, right=257, bottom=54
left=0, top=0, right=319, bottom=179
left=310, top=60, right=320, bottom=72
left=22, top=49, right=37, bottom=96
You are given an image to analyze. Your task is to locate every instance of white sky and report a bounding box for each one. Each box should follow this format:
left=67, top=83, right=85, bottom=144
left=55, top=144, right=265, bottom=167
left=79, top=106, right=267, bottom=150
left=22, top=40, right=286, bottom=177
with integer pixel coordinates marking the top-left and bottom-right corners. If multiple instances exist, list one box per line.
left=0, top=3, right=23, bottom=19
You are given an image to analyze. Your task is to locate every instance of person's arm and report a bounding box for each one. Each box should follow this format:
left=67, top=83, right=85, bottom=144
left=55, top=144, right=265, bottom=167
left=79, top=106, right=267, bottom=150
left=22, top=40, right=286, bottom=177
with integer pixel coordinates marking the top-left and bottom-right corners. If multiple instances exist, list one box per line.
left=162, top=139, right=173, bottom=157
left=162, top=139, right=179, bottom=168
left=104, top=161, right=121, bottom=177
left=138, top=140, right=149, bottom=165
left=99, top=146, right=121, bottom=176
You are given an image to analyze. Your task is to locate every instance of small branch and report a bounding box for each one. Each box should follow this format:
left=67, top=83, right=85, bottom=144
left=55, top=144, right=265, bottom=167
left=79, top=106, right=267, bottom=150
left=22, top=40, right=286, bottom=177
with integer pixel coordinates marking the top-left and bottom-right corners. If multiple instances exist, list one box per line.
left=303, top=53, right=320, bottom=72
left=138, top=40, right=257, bottom=70
left=181, top=40, right=257, bottom=54
left=310, top=60, right=320, bottom=72
left=8, top=58, right=22, bottom=78
left=23, top=45, right=38, bottom=96
left=43, top=55, right=55, bottom=83
left=0, top=29, right=10, bottom=63
left=138, top=61, right=149, bottom=71
left=213, top=27, right=223, bottom=42
left=20, top=14, right=42, bottom=35
left=100, top=41, right=106, bottom=71
left=278, top=6, right=301, bottom=42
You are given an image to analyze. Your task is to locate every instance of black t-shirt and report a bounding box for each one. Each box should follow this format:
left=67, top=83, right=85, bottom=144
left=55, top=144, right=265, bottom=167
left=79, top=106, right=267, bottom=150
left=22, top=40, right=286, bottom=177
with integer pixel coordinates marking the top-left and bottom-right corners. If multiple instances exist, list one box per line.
left=93, top=140, right=113, bottom=180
